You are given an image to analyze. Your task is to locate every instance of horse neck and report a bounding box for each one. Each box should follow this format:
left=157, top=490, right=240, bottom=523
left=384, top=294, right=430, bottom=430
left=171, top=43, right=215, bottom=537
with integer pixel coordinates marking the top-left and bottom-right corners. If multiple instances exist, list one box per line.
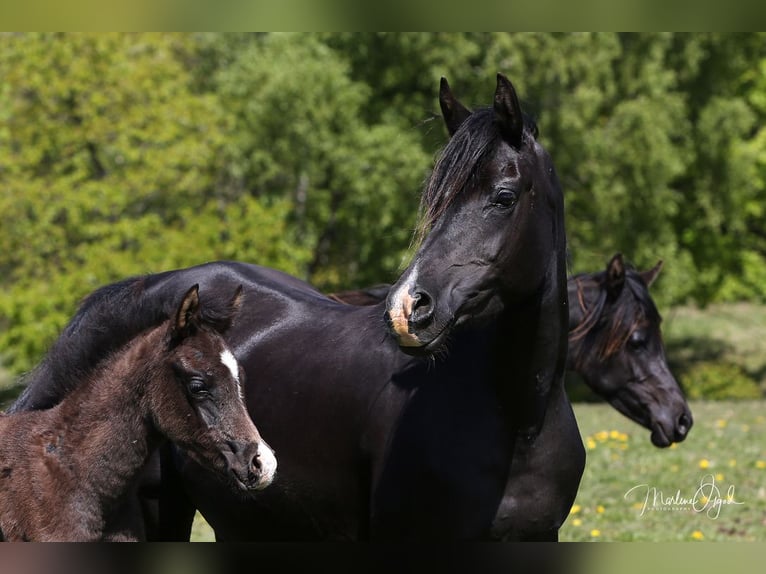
left=481, top=295, right=565, bottom=434
left=49, top=325, right=167, bottom=507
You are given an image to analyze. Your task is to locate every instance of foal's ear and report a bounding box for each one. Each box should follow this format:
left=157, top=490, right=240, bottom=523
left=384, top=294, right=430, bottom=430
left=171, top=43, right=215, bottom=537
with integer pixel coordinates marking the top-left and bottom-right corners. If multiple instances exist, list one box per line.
left=493, top=73, right=524, bottom=148
left=640, top=260, right=664, bottom=288
left=605, top=253, right=626, bottom=298
left=172, top=284, right=201, bottom=341
left=439, top=77, right=472, bottom=136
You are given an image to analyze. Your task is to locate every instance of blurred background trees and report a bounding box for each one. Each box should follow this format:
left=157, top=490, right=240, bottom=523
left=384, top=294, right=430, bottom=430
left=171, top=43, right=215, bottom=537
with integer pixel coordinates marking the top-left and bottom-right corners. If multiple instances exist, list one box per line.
left=2, top=32, right=766, bottom=377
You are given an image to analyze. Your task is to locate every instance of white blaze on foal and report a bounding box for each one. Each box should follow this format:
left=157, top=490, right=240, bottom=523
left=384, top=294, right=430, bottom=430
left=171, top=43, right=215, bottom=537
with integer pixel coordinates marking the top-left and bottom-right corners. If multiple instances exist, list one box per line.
left=220, top=349, right=242, bottom=398
left=219, top=348, right=277, bottom=487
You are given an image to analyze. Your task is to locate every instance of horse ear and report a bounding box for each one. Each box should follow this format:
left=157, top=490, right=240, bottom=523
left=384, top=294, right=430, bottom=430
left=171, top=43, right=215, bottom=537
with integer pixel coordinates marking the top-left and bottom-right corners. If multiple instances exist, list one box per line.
left=605, top=253, right=625, bottom=298
left=439, top=77, right=472, bottom=136
left=173, top=284, right=201, bottom=341
left=493, top=73, right=524, bottom=147
left=640, top=260, right=664, bottom=288
left=221, top=285, right=244, bottom=332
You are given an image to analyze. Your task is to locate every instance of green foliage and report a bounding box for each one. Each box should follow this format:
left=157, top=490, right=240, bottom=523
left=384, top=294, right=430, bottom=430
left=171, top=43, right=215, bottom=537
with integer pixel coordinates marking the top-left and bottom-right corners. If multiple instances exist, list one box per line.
left=2, top=33, right=766, bottom=378
left=680, top=361, right=762, bottom=400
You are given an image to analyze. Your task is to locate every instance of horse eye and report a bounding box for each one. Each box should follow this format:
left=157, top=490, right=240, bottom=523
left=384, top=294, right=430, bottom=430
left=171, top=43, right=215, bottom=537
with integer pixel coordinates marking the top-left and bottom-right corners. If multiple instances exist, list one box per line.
left=628, top=331, right=646, bottom=349
left=187, top=378, right=210, bottom=398
left=493, top=189, right=518, bottom=209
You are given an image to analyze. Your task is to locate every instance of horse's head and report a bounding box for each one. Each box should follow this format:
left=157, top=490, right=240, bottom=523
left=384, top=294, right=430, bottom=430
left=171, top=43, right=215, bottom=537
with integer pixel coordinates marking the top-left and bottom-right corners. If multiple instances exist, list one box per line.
left=157, top=285, right=277, bottom=491
left=568, top=255, right=693, bottom=447
left=386, top=74, right=565, bottom=355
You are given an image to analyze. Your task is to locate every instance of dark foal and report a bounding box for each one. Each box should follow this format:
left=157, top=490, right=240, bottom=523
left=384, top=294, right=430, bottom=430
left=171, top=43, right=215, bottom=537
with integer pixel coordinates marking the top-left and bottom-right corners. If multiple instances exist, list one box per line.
left=330, top=254, right=693, bottom=447
left=0, top=285, right=276, bottom=541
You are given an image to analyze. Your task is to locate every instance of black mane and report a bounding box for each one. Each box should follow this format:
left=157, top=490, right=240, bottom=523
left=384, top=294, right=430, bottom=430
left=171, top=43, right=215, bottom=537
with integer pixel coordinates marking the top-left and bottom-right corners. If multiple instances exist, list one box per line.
left=416, top=107, right=538, bottom=241
left=8, top=273, right=240, bottom=414
left=569, top=265, right=661, bottom=367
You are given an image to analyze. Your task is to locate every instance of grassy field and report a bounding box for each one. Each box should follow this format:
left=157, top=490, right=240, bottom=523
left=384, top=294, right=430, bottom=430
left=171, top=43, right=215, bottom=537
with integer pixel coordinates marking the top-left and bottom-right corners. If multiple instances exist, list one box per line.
left=561, top=400, right=766, bottom=542
left=663, top=303, right=766, bottom=393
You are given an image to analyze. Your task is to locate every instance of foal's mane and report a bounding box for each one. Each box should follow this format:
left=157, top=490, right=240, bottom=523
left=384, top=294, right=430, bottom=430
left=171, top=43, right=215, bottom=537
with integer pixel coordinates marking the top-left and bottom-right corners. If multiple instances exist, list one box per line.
left=415, top=107, right=539, bottom=244
left=9, top=276, right=238, bottom=413
left=569, top=265, right=661, bottom=366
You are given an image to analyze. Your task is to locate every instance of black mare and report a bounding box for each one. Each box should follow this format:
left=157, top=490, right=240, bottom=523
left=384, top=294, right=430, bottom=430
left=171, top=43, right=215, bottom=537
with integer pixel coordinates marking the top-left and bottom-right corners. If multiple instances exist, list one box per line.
left=9, top=74, right=583, bottom=541
left=330, top=254, right=693, bottom=447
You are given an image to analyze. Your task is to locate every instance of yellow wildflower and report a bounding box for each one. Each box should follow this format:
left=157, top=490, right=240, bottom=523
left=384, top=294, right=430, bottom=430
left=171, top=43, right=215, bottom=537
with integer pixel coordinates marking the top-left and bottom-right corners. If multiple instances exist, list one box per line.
left=590, top=529, right=601, bottom=538
left=699, top=495, right=708, bottom=505
left=755, top=460, right=766, bottom=469
left=691, top=530, right=704, bottom=541
left=595, top=431, right=609, bottom=442
left=572, top=518, right=582, bottom=527
left=715, top=419, right=727, bottom=429
left=669, top=442, right=678, bottom=449
left=728, top=459, right=737, bottom=468
left=596, top=505, right=605, bottom=514
left=586, top=438, right=597, bottom=450
left=609, top=430, right=621, bottom=440
left=569, top=504, right=582, bottom=515
left=715, top=473, right=724, bottom=482
left=699, top=458, right=711, bottom=469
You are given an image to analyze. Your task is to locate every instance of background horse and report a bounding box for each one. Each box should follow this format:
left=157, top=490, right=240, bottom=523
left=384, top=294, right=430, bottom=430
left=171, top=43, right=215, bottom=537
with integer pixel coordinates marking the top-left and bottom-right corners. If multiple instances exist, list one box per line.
left=0, top=285, right=275, bottom=541
left=329, top=254, right=693, bottom=447
left=567, top=253, right=692, bottom=446
left=8, top=74, right=582, bottom=541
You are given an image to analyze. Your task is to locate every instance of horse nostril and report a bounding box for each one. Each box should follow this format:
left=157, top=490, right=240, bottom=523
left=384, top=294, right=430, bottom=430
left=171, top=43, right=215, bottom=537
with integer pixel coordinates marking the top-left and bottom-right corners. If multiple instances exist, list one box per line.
left=677, top=413, right=692, bottom=436
left=410, top=290, right=434, bottom=327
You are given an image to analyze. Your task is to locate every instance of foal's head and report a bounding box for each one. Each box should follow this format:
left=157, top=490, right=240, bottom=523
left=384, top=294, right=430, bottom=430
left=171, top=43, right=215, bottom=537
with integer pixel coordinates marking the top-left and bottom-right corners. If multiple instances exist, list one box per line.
left=152, top=285, right=276, bottom=491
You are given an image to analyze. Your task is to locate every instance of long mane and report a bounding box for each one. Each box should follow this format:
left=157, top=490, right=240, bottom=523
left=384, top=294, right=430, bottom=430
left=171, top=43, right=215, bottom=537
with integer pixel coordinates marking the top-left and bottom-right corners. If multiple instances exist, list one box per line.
left=569, top=265, right=661, bottom=367
left=8, top=274, right=237, bottom=413
left=415, top=108, right=538, bottom=243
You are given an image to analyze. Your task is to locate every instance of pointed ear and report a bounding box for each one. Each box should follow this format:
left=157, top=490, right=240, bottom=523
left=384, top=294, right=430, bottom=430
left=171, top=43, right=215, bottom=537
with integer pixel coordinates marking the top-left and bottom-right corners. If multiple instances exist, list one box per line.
left=493, top=73, right=524, bottom=147
left=640, top=260, right=664, bottom=288
left=439, top=77, right=472, bottom=136
left=605, top=253, right=625, bottom=298
left=219, top=285, right=244, bottom=333
left=171, top=284, right=200, bottom=342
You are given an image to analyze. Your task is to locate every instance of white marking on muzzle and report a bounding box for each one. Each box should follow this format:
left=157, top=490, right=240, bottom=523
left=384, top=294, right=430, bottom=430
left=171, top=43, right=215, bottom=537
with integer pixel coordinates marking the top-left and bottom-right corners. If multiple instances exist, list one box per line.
left=388, top=269, right=423, bottom=347
left=255, top=442, right=278, bottom=489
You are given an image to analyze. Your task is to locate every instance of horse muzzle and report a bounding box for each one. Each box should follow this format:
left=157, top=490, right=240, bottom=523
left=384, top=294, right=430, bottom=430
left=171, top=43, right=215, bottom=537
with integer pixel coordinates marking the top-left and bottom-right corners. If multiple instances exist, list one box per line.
left=224, top=440, right=277, bottom=492
left=385, top=279, right=454, bottom=353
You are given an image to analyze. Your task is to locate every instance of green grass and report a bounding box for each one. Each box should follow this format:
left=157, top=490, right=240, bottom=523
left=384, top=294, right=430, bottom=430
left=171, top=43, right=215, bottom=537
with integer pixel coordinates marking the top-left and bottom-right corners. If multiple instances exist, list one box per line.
left=561, top=400, right=766, bottom=542
left=663, top=303, right=766, bottom=393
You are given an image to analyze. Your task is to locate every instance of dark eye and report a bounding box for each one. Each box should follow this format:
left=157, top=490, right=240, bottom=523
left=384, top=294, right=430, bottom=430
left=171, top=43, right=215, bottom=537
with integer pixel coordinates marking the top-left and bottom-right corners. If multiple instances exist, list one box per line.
left=187, top=377, right=210, bottom=399
left=627, top=331, right=646, bottom=350
left=492, top=189, right=518, bottom=209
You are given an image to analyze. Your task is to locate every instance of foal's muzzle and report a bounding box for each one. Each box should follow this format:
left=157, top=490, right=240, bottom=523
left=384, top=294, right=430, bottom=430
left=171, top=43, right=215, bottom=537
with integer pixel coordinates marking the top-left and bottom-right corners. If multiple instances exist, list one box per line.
left=224, top=440, right=277, bottom=491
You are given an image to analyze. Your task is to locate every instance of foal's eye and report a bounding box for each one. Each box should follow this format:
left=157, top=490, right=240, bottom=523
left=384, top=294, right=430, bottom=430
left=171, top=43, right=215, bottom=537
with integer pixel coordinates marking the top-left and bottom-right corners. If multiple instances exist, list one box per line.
left=492, top=189, right=518, bottom=209
left=187, top=378, right=210, bottom=398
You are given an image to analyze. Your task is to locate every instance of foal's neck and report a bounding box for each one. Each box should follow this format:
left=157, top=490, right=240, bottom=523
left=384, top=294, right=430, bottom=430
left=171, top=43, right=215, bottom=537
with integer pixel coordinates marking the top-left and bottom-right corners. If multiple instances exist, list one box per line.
left=51, top=326, right=167, bottom=516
